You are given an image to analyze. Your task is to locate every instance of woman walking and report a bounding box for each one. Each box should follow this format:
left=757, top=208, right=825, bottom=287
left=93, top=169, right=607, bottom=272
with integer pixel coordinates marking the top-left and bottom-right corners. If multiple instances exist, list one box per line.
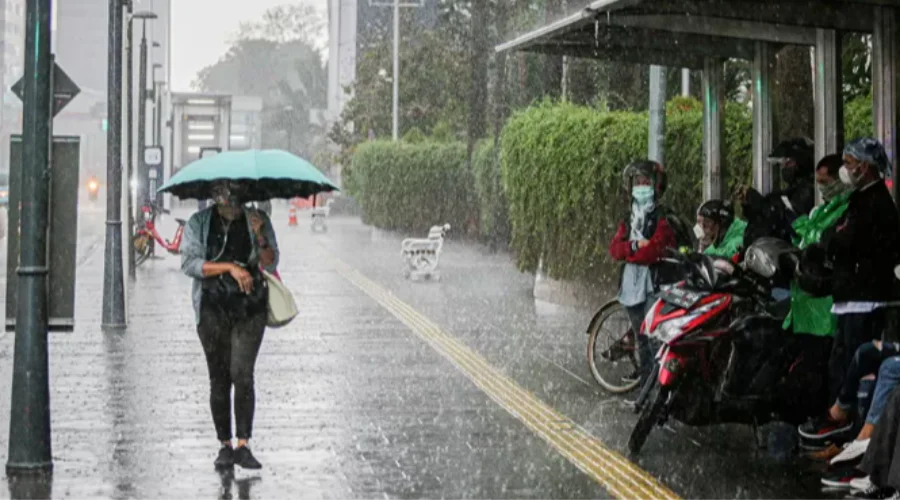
left=181, top=180, right=280, bottom=470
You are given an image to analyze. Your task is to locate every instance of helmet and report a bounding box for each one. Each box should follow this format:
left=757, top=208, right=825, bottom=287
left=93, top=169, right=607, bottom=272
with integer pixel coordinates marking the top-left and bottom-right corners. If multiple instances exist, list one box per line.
left=697, top=199, right=734, bottom=229
left=622, top=160, right=667, bottom=196
left=769, top=137, right=815, bottom=177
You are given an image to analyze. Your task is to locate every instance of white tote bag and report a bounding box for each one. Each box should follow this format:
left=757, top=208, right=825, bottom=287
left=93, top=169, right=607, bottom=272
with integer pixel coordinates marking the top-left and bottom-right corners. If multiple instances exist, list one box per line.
left=262, top=269, right=298, bottom=328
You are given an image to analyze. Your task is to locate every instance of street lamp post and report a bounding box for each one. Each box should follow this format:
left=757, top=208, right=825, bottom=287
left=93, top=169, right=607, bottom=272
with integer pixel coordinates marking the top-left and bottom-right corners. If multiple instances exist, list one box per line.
left=152, top=63, right=164, bottom=145
left=101, top=0, right=127, bottom=333
left=372, top=0, right=421, bottom=141
left=125, top=3, right=135, bottom=278
left=133, top=11, right=156, bottom=212
left=6, top=0, right=54, bottom=474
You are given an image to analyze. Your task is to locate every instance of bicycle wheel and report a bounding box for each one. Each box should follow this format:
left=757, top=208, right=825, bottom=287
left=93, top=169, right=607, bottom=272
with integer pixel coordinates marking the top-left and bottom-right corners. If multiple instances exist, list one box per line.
left=133, top=233, right=152, bottom=267
left=587, top=301, right=642, bottom=394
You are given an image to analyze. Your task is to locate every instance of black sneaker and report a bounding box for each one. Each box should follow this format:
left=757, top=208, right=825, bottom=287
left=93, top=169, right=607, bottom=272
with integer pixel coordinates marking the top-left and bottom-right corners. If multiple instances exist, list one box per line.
left=214, top=446, right=234, bottom=469
left=822, top=467, right=866, bottom=489
left=800, top=415, right=854, bottom=441
left=849, top=485, right=896, bottom=499
left=234, top=446, right=263, bottom=470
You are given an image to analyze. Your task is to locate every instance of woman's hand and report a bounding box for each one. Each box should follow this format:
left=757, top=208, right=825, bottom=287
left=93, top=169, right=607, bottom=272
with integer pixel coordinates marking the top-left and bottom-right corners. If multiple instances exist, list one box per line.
left=229, top=264, right=254, bottom=294
left=637, top=240, right=650, bottom=249
left=249, top=210, right=265, bottom=236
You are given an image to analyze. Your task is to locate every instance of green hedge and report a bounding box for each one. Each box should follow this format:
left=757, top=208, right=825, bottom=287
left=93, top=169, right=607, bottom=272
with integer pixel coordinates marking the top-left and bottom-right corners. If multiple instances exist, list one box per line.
left=472, top=140, right=511, bottom=248
left=350, top=140, right=478, bottom=233
left=845, top=93, right=874, bottom=142
left=500, top=97, right=752, bottom=285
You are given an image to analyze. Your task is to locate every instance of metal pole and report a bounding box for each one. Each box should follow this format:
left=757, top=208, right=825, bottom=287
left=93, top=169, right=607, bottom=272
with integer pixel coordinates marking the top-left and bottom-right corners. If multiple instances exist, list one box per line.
left=126, top=9, right=135, bottom=278
left=138, top=21, right=148, bottom=208
left=392, top=0, right=399, bottom=141
left=155, top=84, right=163, bottom=146
left=681, top=69, right=690, bottom=97
left=101, top=0, right=126, bottom=332
left=648, top=65, right=667, bottom=164
left=7, top=0, right=54, bottom=474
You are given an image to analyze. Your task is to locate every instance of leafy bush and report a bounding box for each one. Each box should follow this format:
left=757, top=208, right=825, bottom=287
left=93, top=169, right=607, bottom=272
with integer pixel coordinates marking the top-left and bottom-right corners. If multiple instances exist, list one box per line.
left=500, top=98, right=753, bottom=285
left=350, top=140, right=478, bottom=234
left=845, top=93, right=874, bottom=142
left=472, top=140, right=511, bottom=249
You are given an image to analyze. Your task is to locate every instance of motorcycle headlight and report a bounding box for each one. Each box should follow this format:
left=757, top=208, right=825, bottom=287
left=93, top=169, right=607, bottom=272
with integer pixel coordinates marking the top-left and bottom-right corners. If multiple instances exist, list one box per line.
left=648, top=298, right=727, bottom=343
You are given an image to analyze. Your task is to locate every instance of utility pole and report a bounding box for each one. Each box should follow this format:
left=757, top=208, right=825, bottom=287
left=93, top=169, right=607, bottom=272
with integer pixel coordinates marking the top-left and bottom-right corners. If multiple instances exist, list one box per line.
left=648, top=65, right=667, bottom=164
left=392, top=0, right=399, bottom=140
left=7, top=0, right=54, bottom=474
left=101, top=0, right=126, bottom=333
left=138, top=21, right=148, bottom=207
left=125, top=3, right=135, bottom=278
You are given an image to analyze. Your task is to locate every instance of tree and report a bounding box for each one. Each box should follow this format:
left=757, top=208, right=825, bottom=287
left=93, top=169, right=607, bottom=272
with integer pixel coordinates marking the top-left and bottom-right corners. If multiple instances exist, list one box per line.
left=193, top=5, right=328, bottom=160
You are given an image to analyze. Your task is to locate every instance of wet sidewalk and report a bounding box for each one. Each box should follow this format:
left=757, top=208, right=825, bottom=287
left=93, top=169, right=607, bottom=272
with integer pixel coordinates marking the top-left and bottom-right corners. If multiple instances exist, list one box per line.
left=0, top=209, right=612, bottom=499
left=0, top=206, right=831, bottom=499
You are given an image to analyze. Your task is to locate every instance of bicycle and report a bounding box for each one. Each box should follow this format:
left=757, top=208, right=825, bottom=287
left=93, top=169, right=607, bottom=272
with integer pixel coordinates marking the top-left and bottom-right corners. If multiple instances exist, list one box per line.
left=586, top=299, right=643, bottom=394
left=134, top=202, right=185, bottom=267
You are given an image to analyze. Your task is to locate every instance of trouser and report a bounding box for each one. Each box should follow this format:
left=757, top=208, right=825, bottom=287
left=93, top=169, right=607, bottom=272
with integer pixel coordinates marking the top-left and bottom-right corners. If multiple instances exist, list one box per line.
left=197, top=304, right=267, bottom=441
left=868, top=356, right=900, bottom=425
left=861, top=385, right=900, bottom=490
left=836, top=341, right=900, bottom=412
left=829, top=310, right=887, bottom=402
left=625, top=302, right=654, bottom=386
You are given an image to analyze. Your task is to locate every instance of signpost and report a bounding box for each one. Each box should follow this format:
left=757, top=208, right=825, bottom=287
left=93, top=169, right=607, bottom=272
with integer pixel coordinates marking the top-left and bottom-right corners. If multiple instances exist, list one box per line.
left=11, top=60, right=81, bottom=118
left=145, top=145, right=164, bottom=208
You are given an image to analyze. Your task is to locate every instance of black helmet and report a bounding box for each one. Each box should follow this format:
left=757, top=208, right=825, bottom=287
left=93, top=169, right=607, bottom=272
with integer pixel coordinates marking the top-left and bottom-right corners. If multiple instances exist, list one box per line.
left=622, top=160, right=667, bottom=196
left=770, top=137, right=815, bottom=177
left=697, top=199, right=734, bottom=229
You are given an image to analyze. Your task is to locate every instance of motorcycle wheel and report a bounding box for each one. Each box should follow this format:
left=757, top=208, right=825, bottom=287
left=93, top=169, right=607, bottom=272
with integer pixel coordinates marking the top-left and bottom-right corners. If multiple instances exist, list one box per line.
left=628, top=380, right=669, bottom=456
left=587, top=302, right=642, bottom=393
left=134, top=233, right=152, bottom=267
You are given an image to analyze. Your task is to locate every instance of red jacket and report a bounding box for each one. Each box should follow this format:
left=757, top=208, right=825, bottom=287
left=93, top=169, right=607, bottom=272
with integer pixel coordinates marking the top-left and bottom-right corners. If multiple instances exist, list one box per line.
left=609, top=217, right=676, bottom=266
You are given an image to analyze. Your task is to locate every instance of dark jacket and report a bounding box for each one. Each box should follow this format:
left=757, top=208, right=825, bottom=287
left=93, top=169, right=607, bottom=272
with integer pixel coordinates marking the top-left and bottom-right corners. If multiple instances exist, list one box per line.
left=609, top=206, right=679, bottom=288
left=825, top=181, right=900, bottom=303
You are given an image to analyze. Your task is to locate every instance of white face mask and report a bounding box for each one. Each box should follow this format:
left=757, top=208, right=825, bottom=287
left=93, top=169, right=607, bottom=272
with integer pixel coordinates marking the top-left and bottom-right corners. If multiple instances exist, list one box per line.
left=840, top=165, right=864, bottom=187
left=693, top=224, right=705, bottom=240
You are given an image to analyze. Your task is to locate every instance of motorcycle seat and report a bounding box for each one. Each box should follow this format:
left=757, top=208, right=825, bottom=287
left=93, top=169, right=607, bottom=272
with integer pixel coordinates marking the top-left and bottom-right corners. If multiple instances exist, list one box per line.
left=175, top=218, right=187, bottom=226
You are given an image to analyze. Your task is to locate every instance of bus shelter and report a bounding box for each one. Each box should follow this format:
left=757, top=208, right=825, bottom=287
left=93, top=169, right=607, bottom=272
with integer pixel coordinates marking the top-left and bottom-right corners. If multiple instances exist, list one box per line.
left=497, top=0, right=900, bottom=200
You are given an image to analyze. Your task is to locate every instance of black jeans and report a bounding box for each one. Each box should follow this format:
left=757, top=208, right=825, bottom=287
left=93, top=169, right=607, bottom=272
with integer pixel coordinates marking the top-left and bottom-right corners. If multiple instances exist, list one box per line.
left=836, top=340, right=900, bottom=411
left=626, top=302, right=654, bottom=386
left=197, top=304, right=267, bottom=441
left=829, top=310, right=887, bottom=402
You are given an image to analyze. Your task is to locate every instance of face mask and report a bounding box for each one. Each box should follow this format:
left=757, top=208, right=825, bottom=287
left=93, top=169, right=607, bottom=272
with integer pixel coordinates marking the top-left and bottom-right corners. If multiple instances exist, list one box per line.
left=840, top=165, right=864, bottom=187
left=781, top=166, right=797, bottom=185
left=819, top=181, right=848, bottom=202
left=693, top=224, right=705, bottom=240
left=632, top=185, right=654, bottom=205
left=213, top=188, right=240, bottom=208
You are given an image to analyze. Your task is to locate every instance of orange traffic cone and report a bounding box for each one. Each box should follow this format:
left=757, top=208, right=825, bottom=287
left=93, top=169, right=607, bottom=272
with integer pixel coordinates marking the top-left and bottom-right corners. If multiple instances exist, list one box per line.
left=288, top=206, right=298, bottom=226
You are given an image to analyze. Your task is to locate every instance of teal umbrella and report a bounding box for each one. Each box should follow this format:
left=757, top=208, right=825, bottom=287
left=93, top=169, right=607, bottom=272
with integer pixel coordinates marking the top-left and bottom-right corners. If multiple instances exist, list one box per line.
left=157, top=149, right=338, bottom=202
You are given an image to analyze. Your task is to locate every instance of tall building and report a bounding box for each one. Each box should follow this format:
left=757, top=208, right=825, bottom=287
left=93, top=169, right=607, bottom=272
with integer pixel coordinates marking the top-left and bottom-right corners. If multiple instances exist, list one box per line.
left=56, top=1, right=108, bottom=95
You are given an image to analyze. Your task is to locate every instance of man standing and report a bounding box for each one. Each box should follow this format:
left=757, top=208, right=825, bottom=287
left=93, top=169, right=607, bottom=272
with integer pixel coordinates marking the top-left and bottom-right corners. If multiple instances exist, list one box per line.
left=799, top=138, right=900, bottom=441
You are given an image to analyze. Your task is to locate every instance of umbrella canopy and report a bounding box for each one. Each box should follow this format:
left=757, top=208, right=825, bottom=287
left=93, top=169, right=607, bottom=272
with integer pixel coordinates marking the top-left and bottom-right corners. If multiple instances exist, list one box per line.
left=157, top=149, right=339, bottom=202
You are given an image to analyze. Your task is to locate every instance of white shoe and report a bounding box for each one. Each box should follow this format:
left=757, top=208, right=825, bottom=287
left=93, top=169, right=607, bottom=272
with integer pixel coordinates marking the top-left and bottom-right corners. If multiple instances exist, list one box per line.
left=850, top=475, right=872, bottom=492
left=831, top=439, right=871, bottom=465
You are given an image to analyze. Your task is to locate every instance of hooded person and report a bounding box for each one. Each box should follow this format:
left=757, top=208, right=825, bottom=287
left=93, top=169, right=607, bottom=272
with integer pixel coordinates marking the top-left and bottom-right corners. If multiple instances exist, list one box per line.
left=798, top=138, right=900, bottom=443
left=739, top=138, right=816, bottom=248
left=695, top=199, right=746, bottom=258
left=608, top=160, right=678, bottom=389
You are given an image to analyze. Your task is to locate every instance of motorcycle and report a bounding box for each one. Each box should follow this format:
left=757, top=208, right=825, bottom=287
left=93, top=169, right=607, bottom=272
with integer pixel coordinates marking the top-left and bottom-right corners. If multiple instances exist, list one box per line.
left=627, top=238, right=805, bottom=455
left=87, top=176, right=100, bottom=202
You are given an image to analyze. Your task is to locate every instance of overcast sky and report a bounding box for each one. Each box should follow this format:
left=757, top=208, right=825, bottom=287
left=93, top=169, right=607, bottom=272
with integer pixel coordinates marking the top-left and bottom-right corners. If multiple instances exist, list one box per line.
left=170, top=0, right=324, bottom=92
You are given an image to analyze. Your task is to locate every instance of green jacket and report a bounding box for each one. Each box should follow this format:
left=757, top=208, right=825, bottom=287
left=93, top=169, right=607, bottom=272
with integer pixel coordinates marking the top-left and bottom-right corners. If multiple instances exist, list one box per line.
left=783, top=193, right=851, bottom=336
left=703, top=219, right=748, bottom=258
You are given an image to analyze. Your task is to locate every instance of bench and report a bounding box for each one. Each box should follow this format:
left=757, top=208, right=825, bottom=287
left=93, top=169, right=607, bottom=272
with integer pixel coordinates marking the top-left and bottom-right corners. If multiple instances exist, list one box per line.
left=400, top=224, right=450, bottom=281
